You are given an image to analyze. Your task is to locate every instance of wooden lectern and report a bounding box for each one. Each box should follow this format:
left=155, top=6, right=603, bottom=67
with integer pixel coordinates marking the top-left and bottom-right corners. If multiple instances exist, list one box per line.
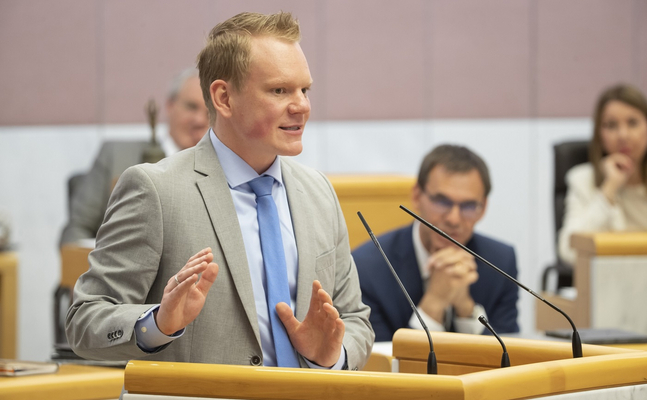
left=0, top=251, right=17, bottom=359
left=122, top=329, right=647, bottom=399
left=536, top=232, right=647, bottom=332
left=327, top=174, right=415, bottom=249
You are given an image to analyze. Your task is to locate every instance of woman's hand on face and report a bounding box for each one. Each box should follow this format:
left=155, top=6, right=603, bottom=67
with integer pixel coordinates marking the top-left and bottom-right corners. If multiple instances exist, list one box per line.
left=600, top=153, right=635, bottom=202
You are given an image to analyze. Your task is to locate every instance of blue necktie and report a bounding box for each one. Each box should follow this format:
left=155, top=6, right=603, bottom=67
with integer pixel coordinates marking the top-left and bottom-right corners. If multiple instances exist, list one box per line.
left=248, top=176, right=300, bottom=368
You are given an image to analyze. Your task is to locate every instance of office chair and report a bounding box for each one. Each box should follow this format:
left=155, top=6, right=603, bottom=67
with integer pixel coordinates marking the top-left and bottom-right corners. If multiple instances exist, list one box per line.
left=541, top=140, right=589, bottom=292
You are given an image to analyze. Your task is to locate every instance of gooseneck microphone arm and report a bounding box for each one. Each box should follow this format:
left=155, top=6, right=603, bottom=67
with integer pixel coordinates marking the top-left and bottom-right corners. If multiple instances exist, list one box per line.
left=399, top=205, right=583, bottom=359
left=357, top=212, right=438, bottom=374
left=478, top=315, right=510, bottom=368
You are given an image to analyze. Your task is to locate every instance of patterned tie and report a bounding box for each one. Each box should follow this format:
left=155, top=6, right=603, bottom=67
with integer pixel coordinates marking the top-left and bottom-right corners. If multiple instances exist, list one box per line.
left=248, top=175, right=300, bottom=368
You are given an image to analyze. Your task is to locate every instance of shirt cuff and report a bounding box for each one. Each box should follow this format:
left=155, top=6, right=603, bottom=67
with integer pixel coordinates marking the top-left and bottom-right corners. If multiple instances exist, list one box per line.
left=453, top=303, right=486, bottom=335
left=409, top=307, right=446, bottom=332
left=409, top=304, right=486, bottom=335
left=135, top=305, right=185, bottom=352
left=304, top=346, right=347, bottom=370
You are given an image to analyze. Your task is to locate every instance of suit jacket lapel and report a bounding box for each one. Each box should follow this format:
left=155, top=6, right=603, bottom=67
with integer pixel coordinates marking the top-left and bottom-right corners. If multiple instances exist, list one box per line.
left=393, top=225, right=425, bottom=305
left=281, top=160, right=315, bottom=322
left=193, top=134, right=261, bottom=346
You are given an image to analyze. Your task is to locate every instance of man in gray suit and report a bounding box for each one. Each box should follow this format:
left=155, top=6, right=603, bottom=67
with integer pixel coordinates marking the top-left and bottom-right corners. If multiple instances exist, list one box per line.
left=59, top=68, right=209, bottom=246
left=66, top=12, right=374, bottom=370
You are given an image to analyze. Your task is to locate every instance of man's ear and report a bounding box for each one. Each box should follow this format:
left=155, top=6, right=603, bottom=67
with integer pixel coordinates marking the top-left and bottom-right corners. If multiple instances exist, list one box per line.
left=476, top=197, right=488, bottom=223
left=210, top=80, right=232, bottom=118
left=481, top=197, right=488, bottom=214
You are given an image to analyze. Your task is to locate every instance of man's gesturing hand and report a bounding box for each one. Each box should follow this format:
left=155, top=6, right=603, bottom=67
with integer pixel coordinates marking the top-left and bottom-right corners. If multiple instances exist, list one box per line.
left=276, top=280, right=344, bottom=368
left=156, top=247, right=219, bottom=335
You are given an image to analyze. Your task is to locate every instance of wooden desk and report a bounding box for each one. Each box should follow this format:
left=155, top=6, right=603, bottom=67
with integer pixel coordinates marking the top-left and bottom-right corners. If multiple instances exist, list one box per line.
left=0, top=364, right=124, bottom=400
left=122, top=330, right=647, bottom=400
left=328, top=174, right=415, bottom=249
left=0, top=252, right=17, bottom=359
left=536, top=232, right=647, bottom=332
left=60, top=245, right=92, bottom=289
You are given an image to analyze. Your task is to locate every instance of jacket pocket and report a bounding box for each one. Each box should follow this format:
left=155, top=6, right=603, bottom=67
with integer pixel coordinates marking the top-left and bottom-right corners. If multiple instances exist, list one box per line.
left=315, top=248, right=336, bottom=293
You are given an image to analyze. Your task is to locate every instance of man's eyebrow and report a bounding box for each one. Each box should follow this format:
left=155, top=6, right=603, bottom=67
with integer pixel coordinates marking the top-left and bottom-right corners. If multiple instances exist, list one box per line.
left=428, top=192, right=450, bottom=199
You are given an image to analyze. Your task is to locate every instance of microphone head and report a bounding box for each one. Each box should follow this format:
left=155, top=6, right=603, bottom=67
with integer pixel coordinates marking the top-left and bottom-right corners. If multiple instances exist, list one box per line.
left=478, top=315, right=488, bottom=325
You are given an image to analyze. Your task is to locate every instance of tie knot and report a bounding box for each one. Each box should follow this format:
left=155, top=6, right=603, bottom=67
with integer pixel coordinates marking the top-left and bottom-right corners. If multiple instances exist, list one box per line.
left=248, top=175, right=274, bottom=198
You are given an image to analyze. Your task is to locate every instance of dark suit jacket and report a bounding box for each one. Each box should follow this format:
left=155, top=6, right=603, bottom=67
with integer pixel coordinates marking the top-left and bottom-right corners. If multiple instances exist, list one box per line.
left=353, top=224, right=519, bottom=342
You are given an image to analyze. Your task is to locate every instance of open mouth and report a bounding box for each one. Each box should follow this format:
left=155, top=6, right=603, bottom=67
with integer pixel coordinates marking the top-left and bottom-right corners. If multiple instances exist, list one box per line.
left=280, top=126, right=301, bottom=131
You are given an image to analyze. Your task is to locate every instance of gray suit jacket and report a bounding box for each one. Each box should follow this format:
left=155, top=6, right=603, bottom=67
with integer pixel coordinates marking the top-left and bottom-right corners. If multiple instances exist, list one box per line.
left=66, top=134, right=374, bottom=369
left=60, top=141, right=149, bottom=246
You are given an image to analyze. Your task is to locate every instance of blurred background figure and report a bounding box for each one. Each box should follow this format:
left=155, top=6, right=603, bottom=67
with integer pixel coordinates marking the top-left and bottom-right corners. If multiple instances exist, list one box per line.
left=59, top=68, right=209, bottom=246
left=558, top=84, right=647, bottom=264
left=0, top=206, right=11, bottom=250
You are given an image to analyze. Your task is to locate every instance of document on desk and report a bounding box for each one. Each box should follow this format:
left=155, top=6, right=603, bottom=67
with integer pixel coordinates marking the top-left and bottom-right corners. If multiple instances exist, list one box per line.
left=0, top=359, right=59, bottom=376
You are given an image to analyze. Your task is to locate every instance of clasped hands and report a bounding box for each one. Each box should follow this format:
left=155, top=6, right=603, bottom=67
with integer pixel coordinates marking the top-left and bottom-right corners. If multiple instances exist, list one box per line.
left=419, top=246, right=479, bottom=323
left=154, top=247, right=344, bottom=367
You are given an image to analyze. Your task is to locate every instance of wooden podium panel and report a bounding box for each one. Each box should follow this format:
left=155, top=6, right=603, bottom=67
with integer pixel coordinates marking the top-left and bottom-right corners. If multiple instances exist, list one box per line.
left=536, top=232, right=647, bottom=332
left=124, top=360, right=464, bottom=400
left=60, top=245, right=92, bottom=289
left=123, top=330, right=647, bottom=400
left=392, top=329, right=635, bottom=375
left=327, top=174, right=415, bottom=249
left=0, top=251, right=17, bottom=359
left=0, top=364, right=124, bottom=400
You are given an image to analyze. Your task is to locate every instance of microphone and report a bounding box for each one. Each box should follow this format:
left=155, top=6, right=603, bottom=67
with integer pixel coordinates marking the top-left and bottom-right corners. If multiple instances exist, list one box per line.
left=399, top=205, right=583, bottom=359
left=478, top=315, right=510, bottom=368
left=357, top=212, right=438, bottom=375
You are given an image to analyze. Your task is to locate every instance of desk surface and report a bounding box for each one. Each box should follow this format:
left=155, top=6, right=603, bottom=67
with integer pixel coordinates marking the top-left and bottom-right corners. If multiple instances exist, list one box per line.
left=0, top=363, right=124, bottom=400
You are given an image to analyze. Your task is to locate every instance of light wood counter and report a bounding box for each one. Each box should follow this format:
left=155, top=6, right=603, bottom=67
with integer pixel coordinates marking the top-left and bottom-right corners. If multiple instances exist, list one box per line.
left=0, top=252, right=17, bottom=359
left=536, top=232, right=647, bottom=332
left=328, top=174, right=415, bottom=249
left=123, top=330, right=647, bottom=400
left=0, top=364, right=124, bottom=400
left=60, top=245, right=92, bottom=289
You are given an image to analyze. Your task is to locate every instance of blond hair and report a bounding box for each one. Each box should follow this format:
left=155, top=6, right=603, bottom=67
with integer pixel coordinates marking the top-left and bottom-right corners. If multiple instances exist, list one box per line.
left=197, top=12, right=301, bottom=124
left=589, top=84, right=647, bottom=188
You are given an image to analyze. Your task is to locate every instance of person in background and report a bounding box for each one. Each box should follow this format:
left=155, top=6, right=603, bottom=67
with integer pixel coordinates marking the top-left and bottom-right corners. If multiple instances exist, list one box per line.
left=59, top=68, right=209, bottom=246
left=0, top=206, right=11, bottom=250
left=558, top=84, right=647, bottom=264
left=353, top=145, right=519, bottom=342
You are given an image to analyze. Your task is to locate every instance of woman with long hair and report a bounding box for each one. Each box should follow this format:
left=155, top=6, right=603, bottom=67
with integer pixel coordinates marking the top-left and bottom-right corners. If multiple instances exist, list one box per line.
left=558, top=84, right=647, bottom=264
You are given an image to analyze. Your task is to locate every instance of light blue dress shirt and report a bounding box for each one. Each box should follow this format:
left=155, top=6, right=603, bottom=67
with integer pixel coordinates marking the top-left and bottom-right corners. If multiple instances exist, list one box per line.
left=135, top=129, right=345, bottom=369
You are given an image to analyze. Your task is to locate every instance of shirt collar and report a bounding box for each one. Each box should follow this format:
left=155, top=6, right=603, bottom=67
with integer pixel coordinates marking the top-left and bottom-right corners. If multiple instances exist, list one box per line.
left=411, top=220, right=431, bottom=280
left=209, top=128, right=283, bottom=189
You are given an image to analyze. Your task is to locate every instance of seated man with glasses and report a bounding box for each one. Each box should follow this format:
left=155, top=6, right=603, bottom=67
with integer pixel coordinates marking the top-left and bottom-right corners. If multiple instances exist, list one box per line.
left=353, top=145, right=519, bottom=342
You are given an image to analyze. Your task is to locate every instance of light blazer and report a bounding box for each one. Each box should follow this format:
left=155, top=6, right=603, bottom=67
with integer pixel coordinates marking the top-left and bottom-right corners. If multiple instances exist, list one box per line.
left=60, top=141, right=149, bottom=246
left=353, top=224, right=519, bottom=342
left=66, top=134, right=374, bottom=369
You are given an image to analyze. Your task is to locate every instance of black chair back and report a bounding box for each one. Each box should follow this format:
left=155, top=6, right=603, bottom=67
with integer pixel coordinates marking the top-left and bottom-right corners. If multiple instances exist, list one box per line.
left=553, top=140, right=590, bottom=249
left=541, top=140, right=589, bottom=291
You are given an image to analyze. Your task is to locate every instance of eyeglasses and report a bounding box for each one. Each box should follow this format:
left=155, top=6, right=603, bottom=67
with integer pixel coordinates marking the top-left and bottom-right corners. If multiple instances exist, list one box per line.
left=423, top=192, right=483, bottom=220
